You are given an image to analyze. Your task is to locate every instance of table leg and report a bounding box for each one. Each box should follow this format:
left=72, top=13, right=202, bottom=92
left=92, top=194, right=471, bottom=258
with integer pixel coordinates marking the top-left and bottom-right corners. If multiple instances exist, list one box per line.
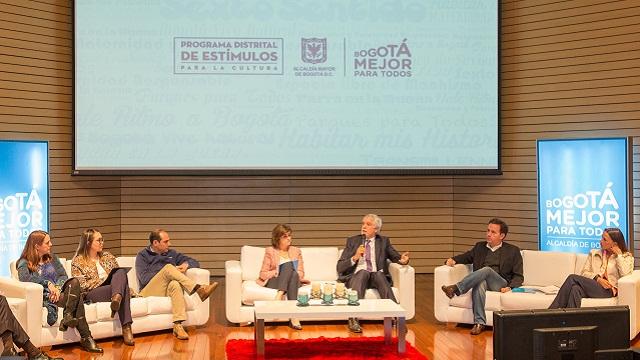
left=397, top=317, right=406, bottom=353
left=255, top=317, right=265, bottom=357
left=384, top=317, right=392, bottom=344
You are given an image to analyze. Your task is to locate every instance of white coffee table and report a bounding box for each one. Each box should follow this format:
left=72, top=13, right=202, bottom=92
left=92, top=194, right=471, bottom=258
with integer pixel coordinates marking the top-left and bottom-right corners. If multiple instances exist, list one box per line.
left=253, top=299, right=407, bottom=356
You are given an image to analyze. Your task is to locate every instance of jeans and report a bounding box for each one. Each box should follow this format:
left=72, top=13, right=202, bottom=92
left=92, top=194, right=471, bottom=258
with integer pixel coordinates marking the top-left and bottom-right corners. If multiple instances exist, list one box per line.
left=456, top=267, right=507, bottom=325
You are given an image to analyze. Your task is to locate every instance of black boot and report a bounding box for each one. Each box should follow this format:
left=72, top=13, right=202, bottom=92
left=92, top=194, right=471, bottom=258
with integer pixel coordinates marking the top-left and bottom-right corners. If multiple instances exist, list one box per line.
left=58, top=279, right=81, bottom=332
left=58, top=292, right=79, bottom=331
left=80, top=336, right=103, bottom=353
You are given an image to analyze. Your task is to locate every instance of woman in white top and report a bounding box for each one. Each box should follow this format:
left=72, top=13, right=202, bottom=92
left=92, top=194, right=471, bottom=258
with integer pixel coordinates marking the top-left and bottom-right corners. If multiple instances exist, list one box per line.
left=549, top=227, right=634, bottom=308
left=71, top=228, right=134, bottom=345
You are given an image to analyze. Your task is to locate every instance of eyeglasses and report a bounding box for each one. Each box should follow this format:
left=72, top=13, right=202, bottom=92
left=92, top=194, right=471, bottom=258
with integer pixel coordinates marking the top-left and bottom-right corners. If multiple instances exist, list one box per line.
left=95, top=238, right=104, bottom=244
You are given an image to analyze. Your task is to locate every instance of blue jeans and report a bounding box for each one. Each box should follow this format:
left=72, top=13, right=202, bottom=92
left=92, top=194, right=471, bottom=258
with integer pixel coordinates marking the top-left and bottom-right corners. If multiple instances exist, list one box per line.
left=456, top=267, right=507, bottom=325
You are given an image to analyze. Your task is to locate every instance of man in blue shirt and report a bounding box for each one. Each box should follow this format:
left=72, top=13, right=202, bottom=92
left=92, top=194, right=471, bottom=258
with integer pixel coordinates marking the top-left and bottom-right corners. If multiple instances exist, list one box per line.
left=136, top=229, right=218, bottom=340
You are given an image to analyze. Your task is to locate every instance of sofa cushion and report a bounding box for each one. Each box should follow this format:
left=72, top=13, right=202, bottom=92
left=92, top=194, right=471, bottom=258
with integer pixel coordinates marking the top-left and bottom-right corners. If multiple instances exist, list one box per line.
left=363, top=287, right=400, bottom=301
left=581, top=297, right=617, bottom=307
left=449, top=291, right=502, bottom=312
left=242, top=281, right=279, bottom=305
left=500, top=291, right=555, bottom=310
left=241, top=246, right=266, bottom=281
left=522, top=250, right=576, bottom=287
left=300, top=247, right=339, bottom=281
left=145, top=296, right=173, bottom=315
left=130, top=297, right=150, bottom=318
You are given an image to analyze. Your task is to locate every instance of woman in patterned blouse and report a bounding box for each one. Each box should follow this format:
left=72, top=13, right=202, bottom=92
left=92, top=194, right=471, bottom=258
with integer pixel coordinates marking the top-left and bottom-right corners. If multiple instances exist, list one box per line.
left=71, top=228, right=134, bottom=346
left=17, top=230, right=103, bottom=353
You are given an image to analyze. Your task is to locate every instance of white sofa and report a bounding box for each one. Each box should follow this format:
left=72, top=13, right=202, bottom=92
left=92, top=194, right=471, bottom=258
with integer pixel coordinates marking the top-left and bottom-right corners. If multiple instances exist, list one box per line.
left=225, top=246, right=415, bottom=324
left=3, top=257, right=211, bottom=347
left=434, top=249, right=640, bottom=339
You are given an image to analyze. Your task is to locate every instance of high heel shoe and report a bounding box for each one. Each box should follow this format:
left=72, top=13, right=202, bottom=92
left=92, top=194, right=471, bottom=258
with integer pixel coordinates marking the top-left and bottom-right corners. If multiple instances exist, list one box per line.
left=80, top=336, right=104, bottom=353
left=288, top=319, right=302, bottom=330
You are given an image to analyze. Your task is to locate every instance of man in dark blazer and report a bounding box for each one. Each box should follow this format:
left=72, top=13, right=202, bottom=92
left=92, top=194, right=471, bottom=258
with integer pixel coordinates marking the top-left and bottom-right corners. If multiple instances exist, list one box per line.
left=441, top=218, right=523, bottom=335
left=337, top=214, right=409, bottom=333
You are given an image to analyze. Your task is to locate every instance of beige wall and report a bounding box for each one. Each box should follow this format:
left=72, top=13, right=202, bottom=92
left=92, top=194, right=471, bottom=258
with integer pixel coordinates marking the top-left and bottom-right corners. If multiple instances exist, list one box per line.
left=1, top=0, right=638, bottom=276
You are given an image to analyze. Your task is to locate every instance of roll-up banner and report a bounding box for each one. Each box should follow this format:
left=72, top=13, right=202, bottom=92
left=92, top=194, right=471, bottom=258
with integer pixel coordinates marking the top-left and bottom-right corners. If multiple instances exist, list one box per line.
left=537, top=138, right=630, bottom=254
left=0, top=140, right=49, bottom=277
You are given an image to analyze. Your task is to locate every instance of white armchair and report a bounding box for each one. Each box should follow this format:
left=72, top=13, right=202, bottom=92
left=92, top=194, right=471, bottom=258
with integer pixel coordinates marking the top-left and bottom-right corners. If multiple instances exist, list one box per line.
left=225, top=245, right=415, bottom=324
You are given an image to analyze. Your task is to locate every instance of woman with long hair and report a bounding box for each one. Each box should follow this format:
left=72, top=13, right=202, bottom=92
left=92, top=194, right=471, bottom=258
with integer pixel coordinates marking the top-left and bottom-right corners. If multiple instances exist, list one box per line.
left=71, top=228, right=134, bottom=346
left=17, top=230, right=103, bottom=353
left=549, top=227, right=634, bottom=308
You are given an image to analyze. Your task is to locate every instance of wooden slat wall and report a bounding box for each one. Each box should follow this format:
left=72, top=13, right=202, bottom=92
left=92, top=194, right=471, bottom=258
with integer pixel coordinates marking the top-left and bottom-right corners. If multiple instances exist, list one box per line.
left=0, top=0, right=121, bottom=257
left=453, top=0, right=640, bottom=268
left=120, top=177, right=454, bottom=276
left=2, top=0, right=639, bottom=275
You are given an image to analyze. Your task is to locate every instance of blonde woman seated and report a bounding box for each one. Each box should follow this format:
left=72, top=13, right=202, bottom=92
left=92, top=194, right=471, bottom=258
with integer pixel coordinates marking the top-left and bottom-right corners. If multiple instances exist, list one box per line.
left=71, top=228, right=134, bottom=346
left=549, top=227, right=634, bottom=309
left=257, top=224, right=309, bottom=330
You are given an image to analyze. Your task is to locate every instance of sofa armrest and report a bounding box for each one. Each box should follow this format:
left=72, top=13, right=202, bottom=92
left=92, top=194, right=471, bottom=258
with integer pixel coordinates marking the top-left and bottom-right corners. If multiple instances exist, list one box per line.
left=225, top=260, right=244, bottom=324
left=434, top=264, right=472, bottom=323
left=389, top=263, right=415, bottom=320
left=0, top=277, right=43, bottom=346
left=616, top=270, right=640, bottom=339
left=186, top=267, right=210, bottom=285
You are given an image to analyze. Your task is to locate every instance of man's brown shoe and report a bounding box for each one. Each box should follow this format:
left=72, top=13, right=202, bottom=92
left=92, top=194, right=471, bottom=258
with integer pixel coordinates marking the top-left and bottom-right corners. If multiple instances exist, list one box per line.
left=196, top=282, right=219, bottom=302
left=441, top=285, right=458, bottom=299
left=470, top=323, right=486, bottom=335
left=173, top=323, right=189, bottom=340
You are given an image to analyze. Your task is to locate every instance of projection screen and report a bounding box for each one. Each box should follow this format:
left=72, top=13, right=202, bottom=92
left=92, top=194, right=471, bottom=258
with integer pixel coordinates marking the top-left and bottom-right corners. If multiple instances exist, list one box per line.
left=74, top=1, right=499, bottom=175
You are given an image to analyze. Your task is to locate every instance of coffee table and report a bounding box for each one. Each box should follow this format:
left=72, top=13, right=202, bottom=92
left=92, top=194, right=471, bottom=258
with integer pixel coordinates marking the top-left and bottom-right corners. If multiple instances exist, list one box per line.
left=253, top=299, right=407, bottom=356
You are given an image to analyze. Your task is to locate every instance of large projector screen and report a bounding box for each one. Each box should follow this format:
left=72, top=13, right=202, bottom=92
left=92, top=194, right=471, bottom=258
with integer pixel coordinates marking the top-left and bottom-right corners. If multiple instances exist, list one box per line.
left=74, top=1, right=499, bottom=175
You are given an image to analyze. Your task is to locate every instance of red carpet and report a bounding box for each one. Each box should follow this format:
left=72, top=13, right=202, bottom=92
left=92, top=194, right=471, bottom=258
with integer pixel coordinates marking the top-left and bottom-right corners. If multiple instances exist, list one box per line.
left=226, top=336, right=428, bottom=360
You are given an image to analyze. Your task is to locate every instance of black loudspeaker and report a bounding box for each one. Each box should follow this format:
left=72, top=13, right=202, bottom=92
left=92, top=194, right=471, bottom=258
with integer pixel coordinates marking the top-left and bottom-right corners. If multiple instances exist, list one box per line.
left=594, top=348, right=640, bottom=360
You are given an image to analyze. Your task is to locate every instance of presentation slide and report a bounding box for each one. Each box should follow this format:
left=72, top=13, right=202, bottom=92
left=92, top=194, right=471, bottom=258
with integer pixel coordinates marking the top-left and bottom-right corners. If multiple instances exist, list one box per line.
left=74, top=1, right=498, bottom=173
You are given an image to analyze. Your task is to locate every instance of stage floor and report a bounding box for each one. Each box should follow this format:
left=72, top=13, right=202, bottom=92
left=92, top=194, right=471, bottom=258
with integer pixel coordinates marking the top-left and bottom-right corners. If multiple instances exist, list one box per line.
left=42, top=274, right=640, bottom=359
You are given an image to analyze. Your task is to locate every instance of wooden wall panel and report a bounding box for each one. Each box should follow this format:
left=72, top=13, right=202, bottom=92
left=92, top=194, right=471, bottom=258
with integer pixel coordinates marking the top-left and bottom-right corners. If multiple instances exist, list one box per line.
left=0, top=1, right=121, bottom=257
left=120, top=177, right=454, bottom=276
left=454, top=1, right=640, bottom=269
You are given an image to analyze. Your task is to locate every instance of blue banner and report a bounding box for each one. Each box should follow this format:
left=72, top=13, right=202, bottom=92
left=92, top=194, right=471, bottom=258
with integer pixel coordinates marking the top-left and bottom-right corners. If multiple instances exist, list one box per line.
left=538, top=138, right=629, bottom=254
left=0, top=140, right=49, bottom=277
